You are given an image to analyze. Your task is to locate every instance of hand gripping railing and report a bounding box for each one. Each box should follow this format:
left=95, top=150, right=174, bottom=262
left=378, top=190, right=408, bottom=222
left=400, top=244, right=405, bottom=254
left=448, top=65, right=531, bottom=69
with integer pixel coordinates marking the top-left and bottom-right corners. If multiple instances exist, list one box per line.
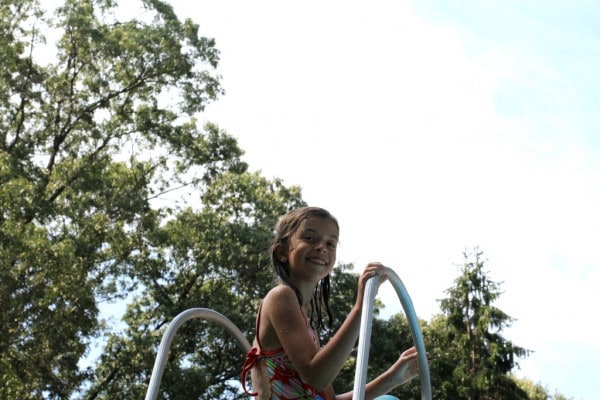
left=352, top=267, right=432, bottom=400
left=144, top=308, right=251, bottom=400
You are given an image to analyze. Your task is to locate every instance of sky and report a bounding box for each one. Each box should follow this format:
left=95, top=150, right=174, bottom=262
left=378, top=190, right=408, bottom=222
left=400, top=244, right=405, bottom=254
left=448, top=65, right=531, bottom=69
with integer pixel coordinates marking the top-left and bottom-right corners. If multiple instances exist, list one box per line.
left=134, top=0, right=598, bottom=398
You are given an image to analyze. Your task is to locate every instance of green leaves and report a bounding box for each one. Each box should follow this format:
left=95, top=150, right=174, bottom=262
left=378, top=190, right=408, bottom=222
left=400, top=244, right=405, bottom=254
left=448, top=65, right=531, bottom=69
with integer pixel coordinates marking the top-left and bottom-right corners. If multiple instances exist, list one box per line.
left=87, top=171, right=304, bottom=399
left=430, top=248, right=531, bottom=399
left=0, top=0, right=237, bottom=398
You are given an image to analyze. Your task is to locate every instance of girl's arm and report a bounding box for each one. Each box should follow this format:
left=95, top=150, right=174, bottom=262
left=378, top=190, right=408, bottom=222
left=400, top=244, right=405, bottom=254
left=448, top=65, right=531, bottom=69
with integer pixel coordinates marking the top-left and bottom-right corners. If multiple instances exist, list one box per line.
left=263, top=263, right=387, bottom=391
left=333, top=347, right=420, bottom=400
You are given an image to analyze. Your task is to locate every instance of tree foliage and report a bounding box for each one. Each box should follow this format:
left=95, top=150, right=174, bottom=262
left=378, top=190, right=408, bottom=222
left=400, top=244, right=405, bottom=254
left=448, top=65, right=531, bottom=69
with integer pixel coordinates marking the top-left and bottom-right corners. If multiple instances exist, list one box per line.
left=513, top=377, right=574, bottom=400
left=87, top=173, right=304, bottom=400
left=0, top=0, right=303, bottom=398
left=430, top=248, right=531, bottom=399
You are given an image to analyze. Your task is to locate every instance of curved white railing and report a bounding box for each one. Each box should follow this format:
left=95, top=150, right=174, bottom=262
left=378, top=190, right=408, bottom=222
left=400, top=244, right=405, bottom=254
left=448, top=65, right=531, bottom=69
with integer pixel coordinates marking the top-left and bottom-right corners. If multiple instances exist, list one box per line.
left=144, top=308, right=251, bottom=400
left=352, top=267, right=432, bottom=400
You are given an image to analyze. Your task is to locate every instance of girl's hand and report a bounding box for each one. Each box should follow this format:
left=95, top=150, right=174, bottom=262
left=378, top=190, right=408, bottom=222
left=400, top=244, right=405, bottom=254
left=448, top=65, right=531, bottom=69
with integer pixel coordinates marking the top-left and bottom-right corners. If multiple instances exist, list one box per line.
left=356, top=262, right=388, bottom=308
left=344, top=346, right=424, bottom=398
left=389, top=347, right=421, bottom=386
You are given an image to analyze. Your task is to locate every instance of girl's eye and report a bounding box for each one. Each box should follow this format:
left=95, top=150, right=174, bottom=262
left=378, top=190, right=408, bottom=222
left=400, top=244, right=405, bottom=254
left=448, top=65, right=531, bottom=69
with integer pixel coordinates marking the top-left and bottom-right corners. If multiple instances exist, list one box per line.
left=327, top=241, right=337, bottom=249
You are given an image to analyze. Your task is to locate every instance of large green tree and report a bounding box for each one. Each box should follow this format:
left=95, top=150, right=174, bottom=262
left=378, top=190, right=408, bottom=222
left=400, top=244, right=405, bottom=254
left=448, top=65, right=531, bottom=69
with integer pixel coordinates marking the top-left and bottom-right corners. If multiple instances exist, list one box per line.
left=430, top=248, right=531, bottom=399
left=86, top=173, right=304, bottom=400
left=0, top=0, right=303, bottom=398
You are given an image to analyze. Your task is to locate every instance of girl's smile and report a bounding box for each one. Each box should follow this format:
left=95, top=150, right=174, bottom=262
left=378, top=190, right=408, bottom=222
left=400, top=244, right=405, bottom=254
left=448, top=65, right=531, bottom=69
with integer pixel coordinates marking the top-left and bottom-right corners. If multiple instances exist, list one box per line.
left=285, top=216, right=339, bottom=282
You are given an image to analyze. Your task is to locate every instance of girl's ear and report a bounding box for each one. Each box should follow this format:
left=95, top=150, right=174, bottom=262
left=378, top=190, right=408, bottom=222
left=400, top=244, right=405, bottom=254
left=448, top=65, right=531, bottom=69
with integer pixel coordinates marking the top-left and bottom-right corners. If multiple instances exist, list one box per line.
left=274, top=243, right=288, bottom=263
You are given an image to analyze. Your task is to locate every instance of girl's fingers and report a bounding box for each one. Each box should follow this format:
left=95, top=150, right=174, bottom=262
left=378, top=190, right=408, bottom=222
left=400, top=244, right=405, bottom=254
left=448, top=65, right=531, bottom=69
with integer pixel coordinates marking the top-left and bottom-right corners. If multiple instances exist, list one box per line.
left=363, top=263, right=388, bottom=281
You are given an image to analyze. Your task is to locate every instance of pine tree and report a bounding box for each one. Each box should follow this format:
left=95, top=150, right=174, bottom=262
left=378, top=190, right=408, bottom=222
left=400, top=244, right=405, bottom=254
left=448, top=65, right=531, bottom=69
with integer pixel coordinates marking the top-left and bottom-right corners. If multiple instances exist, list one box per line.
left=435, top=248, right=530, bottom=399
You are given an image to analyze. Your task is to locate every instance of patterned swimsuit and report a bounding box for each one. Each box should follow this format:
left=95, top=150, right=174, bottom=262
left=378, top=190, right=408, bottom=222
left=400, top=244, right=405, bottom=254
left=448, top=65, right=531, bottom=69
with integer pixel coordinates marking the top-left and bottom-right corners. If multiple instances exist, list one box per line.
left=242, top=304, right=328, bottom=400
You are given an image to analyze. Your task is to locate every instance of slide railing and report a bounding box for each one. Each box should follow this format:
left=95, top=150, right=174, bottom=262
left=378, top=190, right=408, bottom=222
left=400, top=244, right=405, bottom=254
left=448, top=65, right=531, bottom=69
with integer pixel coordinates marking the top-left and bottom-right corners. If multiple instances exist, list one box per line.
left=144, top=308, right=251, bottom=400
left=352, top=266, right=432, bottom=400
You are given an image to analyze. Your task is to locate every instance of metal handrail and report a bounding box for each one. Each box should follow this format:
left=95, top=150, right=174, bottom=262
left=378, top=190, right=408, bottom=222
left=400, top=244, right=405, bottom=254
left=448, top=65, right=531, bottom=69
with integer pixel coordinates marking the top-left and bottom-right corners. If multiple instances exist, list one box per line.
left=352, top=267, right=432, bottom=400
left=144, top=308, right=251, bottom=400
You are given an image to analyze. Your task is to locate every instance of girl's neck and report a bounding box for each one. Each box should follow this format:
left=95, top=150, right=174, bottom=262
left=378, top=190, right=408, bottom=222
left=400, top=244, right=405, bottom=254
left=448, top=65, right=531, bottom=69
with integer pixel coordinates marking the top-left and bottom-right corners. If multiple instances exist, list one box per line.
left=289, top=279, right=316, bottom=308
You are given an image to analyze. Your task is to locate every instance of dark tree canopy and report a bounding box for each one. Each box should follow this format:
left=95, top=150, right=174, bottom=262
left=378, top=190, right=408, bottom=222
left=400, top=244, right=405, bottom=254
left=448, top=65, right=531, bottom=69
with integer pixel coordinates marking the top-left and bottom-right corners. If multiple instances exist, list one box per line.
left=0, top=0, right=303, bottom=398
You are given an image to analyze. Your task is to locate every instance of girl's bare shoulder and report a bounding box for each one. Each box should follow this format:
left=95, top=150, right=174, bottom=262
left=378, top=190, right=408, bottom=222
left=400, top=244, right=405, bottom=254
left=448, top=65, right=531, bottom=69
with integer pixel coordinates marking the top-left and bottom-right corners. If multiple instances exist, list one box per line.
left=266, top=284, right=296, bottom=297
left=263, top=284, right=298, bottom=311
left=259, top=285, right=305, bottom=350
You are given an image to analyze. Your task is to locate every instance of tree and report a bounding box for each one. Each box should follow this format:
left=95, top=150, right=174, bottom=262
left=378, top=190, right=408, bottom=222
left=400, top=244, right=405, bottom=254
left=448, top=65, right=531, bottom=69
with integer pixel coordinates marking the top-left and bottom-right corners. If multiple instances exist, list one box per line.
left=431, top=248, right=531, bottom=399
left=1, top=0, right=304, bottom=398
left=513, top=376, right=550, bottom=400
left=86, top=172, right=304, bottom=399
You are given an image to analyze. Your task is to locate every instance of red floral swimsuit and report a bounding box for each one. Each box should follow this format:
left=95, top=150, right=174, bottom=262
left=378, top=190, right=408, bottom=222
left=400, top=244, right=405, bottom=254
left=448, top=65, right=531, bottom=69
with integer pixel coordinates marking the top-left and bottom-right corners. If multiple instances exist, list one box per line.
left=242, top=304, right=328, bottom=400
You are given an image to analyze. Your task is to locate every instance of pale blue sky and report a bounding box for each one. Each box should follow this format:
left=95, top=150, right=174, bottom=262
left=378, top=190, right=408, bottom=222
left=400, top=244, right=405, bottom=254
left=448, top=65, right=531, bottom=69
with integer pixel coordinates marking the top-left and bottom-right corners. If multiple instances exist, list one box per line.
left=126, top=1, right=599, bottom=398
left=415, top=1, right=599, bottom=151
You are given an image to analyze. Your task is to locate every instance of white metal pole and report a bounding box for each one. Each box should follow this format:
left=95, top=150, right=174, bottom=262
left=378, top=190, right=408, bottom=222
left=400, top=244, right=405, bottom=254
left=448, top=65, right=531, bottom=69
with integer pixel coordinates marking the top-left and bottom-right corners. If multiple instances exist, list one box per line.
left=352, top=276, right=379, bottom=399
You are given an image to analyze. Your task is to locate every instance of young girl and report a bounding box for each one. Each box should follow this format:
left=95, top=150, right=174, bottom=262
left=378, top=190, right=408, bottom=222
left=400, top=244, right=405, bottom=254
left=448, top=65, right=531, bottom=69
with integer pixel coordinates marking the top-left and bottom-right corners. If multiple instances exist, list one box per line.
left=242, top=207, right=421, bottom=400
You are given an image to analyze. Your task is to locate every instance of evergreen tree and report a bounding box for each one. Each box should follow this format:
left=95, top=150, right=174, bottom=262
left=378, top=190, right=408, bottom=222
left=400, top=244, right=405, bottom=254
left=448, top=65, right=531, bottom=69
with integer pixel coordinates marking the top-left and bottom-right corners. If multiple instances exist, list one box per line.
left=433, top=248, right=530, bottom=399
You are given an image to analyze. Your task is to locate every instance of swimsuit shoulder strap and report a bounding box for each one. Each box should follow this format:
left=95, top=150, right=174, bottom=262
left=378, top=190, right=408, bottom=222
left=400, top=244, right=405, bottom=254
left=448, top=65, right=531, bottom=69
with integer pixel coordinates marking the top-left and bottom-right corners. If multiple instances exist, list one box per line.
left=255, top=301, right=264, bottom=349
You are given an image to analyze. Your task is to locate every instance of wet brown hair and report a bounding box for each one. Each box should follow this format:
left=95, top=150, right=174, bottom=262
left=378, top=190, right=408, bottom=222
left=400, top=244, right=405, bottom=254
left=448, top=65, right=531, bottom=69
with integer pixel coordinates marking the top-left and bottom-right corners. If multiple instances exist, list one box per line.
left=271, top=207, right=338, bottom=329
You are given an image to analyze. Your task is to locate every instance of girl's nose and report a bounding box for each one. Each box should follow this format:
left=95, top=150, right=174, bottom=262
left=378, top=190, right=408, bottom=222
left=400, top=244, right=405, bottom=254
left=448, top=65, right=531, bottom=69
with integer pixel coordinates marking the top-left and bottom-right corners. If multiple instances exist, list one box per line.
left=315, top=241, right=327, bottom=253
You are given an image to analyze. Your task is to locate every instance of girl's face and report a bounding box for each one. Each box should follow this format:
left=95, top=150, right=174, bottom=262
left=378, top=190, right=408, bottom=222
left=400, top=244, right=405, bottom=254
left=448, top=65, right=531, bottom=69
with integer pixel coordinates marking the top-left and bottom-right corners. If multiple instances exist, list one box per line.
left=283, top=216, right=339, bottom=283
